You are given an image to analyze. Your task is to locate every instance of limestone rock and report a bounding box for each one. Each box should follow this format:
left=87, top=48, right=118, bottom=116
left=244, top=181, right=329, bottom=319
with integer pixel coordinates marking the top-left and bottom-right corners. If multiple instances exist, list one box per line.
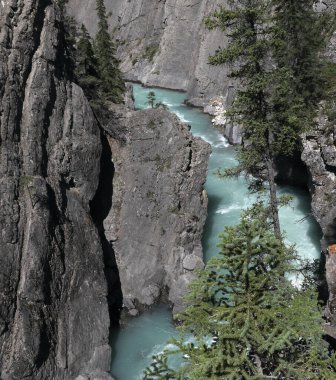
left=0, top=1, right=113, bottom=379
left=101, top=105, right=211, bottom=314
left=67, top=0, right=232, bottom=106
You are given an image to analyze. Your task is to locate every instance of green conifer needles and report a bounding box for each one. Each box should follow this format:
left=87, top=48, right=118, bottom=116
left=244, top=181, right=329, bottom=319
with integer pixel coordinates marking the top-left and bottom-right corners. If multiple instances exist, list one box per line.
left=205, top=0, right=333, bottom=240
left=95, top=0, right=125, bottom=103
left=143, top=206, right=336, bottom=379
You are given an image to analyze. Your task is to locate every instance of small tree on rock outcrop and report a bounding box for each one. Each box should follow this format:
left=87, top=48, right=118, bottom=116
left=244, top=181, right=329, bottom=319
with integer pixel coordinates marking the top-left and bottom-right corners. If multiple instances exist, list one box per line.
left=95, top=0, right=125, bottom=103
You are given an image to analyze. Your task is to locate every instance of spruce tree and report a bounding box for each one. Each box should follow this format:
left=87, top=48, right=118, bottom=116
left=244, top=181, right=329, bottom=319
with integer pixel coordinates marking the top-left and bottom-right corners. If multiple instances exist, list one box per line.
left=75, top=24, right=100, bottom=100
left=269, top=0, right=332, bottom=156
left=206, top=1, right=332, bottom=239
left=143, top=205, right=336, bottom=379
left=206, top=0, right=283, bottom=239
left=95, top=0, right=125, bottom=103
left=76, top=24, right=97, bottom=77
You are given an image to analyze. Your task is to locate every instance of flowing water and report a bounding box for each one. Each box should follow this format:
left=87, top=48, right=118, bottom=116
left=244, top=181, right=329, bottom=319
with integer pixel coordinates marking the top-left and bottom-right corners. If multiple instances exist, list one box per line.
left=111, top=84, right=322, bottom=380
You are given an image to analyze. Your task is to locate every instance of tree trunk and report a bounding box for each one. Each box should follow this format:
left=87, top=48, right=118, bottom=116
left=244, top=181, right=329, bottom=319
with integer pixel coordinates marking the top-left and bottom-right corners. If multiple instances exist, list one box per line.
left=265, top=153, right=281, bottom=240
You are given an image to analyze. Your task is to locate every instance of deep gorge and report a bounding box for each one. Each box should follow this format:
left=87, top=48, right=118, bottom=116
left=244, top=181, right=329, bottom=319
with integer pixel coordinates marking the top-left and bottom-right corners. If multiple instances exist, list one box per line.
left=110, top=84, right=324, bottom=380
left=1, top=0, right=336, bottom=379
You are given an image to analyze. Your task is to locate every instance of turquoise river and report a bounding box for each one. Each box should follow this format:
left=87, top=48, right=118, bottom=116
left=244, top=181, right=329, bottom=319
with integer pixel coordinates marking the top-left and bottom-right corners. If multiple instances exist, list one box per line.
left=111, top=84, right=322, bottom=379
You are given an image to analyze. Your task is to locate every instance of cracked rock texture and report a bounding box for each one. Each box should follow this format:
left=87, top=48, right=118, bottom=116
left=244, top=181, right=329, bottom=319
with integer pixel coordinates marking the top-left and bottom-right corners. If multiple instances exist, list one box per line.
left=102, top=105, right=210, bottom=314
left=0, top=1, right=113, bottom=379
left=66, top=0, right=336, bottom=108
left=300, top=0, right=336, bottom=338
left=301, top=107, right=336, bottom=337
left=67, top=0, right=233, bottom=107
left=0, top=1, right=211, bottom=377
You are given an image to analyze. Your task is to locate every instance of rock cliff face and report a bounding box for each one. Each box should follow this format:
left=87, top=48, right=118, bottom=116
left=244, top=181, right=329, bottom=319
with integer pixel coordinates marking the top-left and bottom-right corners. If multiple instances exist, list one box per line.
left=301, top=108, right=336, bottom=336
left=101, top=105, right=210, bottom=315
left=67, top=0, right=233, bottom=107
left=0, top=1, right=211, bottom=377
left=299, top=0, right=336, bottom=337
left=0, top=1, right=114, bottom=379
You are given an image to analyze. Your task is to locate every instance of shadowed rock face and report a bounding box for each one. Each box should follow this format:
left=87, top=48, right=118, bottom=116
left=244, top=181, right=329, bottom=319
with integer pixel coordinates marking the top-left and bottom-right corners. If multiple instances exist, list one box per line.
left=0, top=1, right=113, bottom=379
left=0, top=1, right=211, bottom=377
left=301, top=109, right=336, bottom=337
left=101, top=105, right=210, bottom=315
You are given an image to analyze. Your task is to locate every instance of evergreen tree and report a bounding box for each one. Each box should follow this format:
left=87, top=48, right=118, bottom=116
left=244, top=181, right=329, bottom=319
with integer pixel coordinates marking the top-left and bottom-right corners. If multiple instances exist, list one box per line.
left=75, top=24, right=100, bottom=100
left=76, top=24, right=97, bottom=78
left=146, top=91, right=168, bottom=109
left=206, top=0, right=282, bottom=239
left=147, top=91, right=156, bottom=108
left=95, top=0, right=125, bottom=103
left=205, top=1, right=332, bottom=239
left=143, top=204, right=336, bottom=379
left=269, top=0, right=333, bottom=156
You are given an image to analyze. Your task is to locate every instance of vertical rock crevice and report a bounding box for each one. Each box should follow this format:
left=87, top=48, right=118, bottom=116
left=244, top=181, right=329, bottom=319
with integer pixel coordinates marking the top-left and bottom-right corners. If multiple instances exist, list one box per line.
left=90, top=126, right=123, bottom=329
left=0, top=1, right=114, bottom=379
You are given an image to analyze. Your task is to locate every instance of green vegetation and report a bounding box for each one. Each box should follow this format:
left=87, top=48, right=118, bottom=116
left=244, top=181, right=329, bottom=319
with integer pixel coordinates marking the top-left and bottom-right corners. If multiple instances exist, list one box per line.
left=144, top=205, right=336, bottom=379
left=205, top=0, right=332, bottom=239
left=144, top=1, right=336, bottom=378
left=19, top=176, right=34, bottom=189
left=95, top=0, right=125, bottom=103
left=157, top=158, right=171, bottom=172
left=143, top=44, right=160, bottom=62
left=323, top=62, right=336, bottom=123
left=146, top=91, right=168, bottom=109
left=147, top=91, right=157, bottom=108
left=147, top=120, right=156, bottom=129
left=58, top=0, right=125, bottom=104
left=75, top=24, right=100, bottom=100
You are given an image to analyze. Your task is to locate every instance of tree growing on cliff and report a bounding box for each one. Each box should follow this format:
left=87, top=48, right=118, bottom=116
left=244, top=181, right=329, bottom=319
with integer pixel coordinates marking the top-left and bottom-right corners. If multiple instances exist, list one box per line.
left=75, top=24, right=100, bottom=100
left=143, top=204, right=336, bottom=379
left=206, top=0, right=332, bottom=239
left=95, top=0, right=125, bottom=103
left=269, top=0, right=334, bottom=155
left=205, top=0, right=282, bottom=239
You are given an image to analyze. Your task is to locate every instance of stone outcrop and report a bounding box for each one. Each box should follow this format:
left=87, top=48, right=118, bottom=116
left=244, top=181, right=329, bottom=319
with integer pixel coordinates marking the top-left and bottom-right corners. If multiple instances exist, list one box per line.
left=204, top=96, right=242, bottom=145
left=101, top=105, right=210, bottom=315
left=301, top=107, right=336, bottom=336
left=0, top=1, right=114, bottom=379
left=299, top=0, right=336, bottom=338
left=0, top=1, right=211, bottom=377
left=67, top=0, right=233, bottom=107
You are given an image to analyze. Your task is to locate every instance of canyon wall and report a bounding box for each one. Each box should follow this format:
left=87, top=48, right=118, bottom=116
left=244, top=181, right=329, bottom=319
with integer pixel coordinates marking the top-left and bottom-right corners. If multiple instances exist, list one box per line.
left=67, top=0, right=234, bottom=107
left=0, top=1, right=113, bottom=379
left=0, top=0, right=210, bottom=378
left=67, top=0, right=336, bottom=108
